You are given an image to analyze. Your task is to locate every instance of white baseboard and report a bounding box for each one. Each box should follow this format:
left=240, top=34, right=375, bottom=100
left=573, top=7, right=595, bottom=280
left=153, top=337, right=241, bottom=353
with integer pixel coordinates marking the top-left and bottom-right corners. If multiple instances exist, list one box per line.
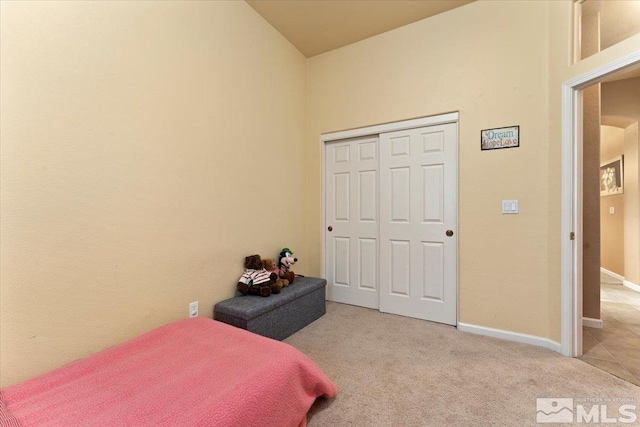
left=600, top=267, right=624, bottom=282
left=623, top=280, right=640, bottom=293
left=582, top=317, right=603, bottom=329
left=599, top=267, right=639, bottom=292
left=457, top=322, right=562, bottom=354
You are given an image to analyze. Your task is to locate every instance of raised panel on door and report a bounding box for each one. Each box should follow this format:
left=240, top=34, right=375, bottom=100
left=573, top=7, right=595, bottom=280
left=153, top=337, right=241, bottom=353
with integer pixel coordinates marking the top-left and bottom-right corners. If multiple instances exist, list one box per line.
left=333, top=237, right=350, bottom=286
left=358, top=238, right=377, bottom=290
left=390, top=240, right=411, bottom=296
left=359, top=170, right=377, bottom=222
left=390, top=167, right=411, bottom=223
left=379, top=123, right=457, bottom=325
left=422, top=165, right=444, bottom=223
left=422, top=242, right=444, bottom=301
left=325, top=136, right=379, bottom=309
left=334, top=173, right=350, bottom=222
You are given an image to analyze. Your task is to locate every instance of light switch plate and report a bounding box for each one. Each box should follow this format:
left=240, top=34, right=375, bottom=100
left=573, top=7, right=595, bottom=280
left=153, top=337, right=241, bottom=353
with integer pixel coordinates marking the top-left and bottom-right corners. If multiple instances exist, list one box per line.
left=502, top=200, right=519, bottom=214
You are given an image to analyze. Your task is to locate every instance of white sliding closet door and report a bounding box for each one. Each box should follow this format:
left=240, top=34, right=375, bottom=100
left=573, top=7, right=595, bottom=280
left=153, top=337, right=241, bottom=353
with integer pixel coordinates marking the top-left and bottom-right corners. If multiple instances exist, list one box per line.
left=379, top=123, right=457, bottom=325
left=324, top=116, right=458, bottom=325
left=325, top=136, right=379, bottom=309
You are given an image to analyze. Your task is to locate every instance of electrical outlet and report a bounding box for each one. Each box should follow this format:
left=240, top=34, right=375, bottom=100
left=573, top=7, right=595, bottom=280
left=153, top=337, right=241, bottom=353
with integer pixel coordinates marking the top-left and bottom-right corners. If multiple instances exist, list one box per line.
left=189, top=301, right=199, bottom=318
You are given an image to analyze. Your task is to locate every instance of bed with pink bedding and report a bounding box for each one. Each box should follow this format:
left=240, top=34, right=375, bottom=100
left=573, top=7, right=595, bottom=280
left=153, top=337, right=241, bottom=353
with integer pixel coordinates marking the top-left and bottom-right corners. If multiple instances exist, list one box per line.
left=0, top=317, right=336, bottom=427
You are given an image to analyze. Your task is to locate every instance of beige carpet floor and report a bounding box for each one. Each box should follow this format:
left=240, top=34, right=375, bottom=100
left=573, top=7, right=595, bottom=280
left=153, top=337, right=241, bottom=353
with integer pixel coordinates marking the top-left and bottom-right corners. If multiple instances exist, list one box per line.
left=284, top=302, right=640, bottom=426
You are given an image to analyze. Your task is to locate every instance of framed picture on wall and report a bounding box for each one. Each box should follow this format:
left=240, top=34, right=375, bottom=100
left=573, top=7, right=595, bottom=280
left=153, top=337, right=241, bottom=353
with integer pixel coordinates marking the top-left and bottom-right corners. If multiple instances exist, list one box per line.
left=600, top=155, right=624, bottom=197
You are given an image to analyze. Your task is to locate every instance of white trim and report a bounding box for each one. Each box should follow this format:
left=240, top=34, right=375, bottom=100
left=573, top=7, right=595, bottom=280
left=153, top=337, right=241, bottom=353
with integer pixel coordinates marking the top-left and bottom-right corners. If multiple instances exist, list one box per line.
left=600, top=267, right=624, bottom=282
left=321, top=134, right=326, bottom=283
left=573, top=1, right=582, bottom=64
left=582, top=317, right=603, bottom=329
left=561, top=50, right=640, bottom=358
left=321, top=112, right=459, bottom=142
left=623, top=280, right=640, bottom=293
left=561, top=79, right=582, bottom=357
left=458, top=322, right=562, bottom=353
left=563, top=53, right=640, bottom=90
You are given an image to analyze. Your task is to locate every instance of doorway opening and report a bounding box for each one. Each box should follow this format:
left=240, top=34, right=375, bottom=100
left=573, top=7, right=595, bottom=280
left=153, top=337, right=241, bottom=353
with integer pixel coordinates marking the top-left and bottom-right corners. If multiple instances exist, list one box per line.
left=577, top=73, right=640, bottom=385
left=561, top=51, right=640, bottom=363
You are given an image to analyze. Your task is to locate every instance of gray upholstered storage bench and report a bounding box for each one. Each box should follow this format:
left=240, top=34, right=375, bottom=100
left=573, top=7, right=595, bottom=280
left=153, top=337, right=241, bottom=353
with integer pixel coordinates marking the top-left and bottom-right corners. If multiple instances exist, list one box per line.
left=213, top=276, right=326, bottom=341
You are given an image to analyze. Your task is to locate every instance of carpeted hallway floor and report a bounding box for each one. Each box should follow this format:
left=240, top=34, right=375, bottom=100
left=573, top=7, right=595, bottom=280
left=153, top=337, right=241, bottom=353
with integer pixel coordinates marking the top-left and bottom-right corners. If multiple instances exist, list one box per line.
left=285, top=302, right=640, bottom=426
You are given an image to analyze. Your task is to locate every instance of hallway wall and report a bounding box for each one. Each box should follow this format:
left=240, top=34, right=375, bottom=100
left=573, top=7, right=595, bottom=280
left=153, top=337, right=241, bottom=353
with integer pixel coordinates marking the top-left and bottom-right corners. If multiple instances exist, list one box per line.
left=624, top=123, right=640, bottom=285
left=600, top=126, right=625, bottom=276
left=583, top=84, right=601, bottom=320
left=602, top=77, right=640, bottom=286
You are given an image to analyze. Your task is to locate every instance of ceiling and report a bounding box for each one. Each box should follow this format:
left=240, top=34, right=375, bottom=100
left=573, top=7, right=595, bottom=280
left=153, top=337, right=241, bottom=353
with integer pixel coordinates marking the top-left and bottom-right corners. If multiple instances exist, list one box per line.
left=246, top=0, right=475, bottom=58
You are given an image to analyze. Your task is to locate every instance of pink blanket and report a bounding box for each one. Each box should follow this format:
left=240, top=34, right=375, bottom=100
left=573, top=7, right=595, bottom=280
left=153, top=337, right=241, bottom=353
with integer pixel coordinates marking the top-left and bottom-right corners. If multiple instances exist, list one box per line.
left=1, top=318, right=336, bottom=427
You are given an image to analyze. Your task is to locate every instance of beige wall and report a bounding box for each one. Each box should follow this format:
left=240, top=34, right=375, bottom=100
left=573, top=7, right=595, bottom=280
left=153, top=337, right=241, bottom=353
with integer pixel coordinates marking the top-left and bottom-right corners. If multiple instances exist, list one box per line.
left=624, top=123, right=640, bottom=285
left=306, top=1, right=552, bottom=338
left=599, top=126, right=625, bottom=276
left=579, top=0, right=640, bottom=60
left=602, top=78, right=640, bottom=125
left=582, top=85, right=601, bottom=320
left=601, top=78, right=640, bottom=285
left=580, top=3, right=602, bottom=321
left=0, top=1, right=306, bottom=387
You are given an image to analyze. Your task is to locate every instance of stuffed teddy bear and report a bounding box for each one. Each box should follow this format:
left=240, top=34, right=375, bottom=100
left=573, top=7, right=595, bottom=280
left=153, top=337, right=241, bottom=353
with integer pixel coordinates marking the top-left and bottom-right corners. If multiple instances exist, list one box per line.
left=237, top=254, right=283, bottom=297
left=278, top=248, right=297, bottom=284
left=263, top=257, right=289, bottom=288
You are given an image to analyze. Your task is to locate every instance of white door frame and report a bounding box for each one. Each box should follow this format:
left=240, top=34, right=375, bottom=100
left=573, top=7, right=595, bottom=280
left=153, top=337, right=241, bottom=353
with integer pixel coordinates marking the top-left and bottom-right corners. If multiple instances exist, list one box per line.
left=321, top=112, right=459, bottom=310
left=561, top=51, right=640, bottom=357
